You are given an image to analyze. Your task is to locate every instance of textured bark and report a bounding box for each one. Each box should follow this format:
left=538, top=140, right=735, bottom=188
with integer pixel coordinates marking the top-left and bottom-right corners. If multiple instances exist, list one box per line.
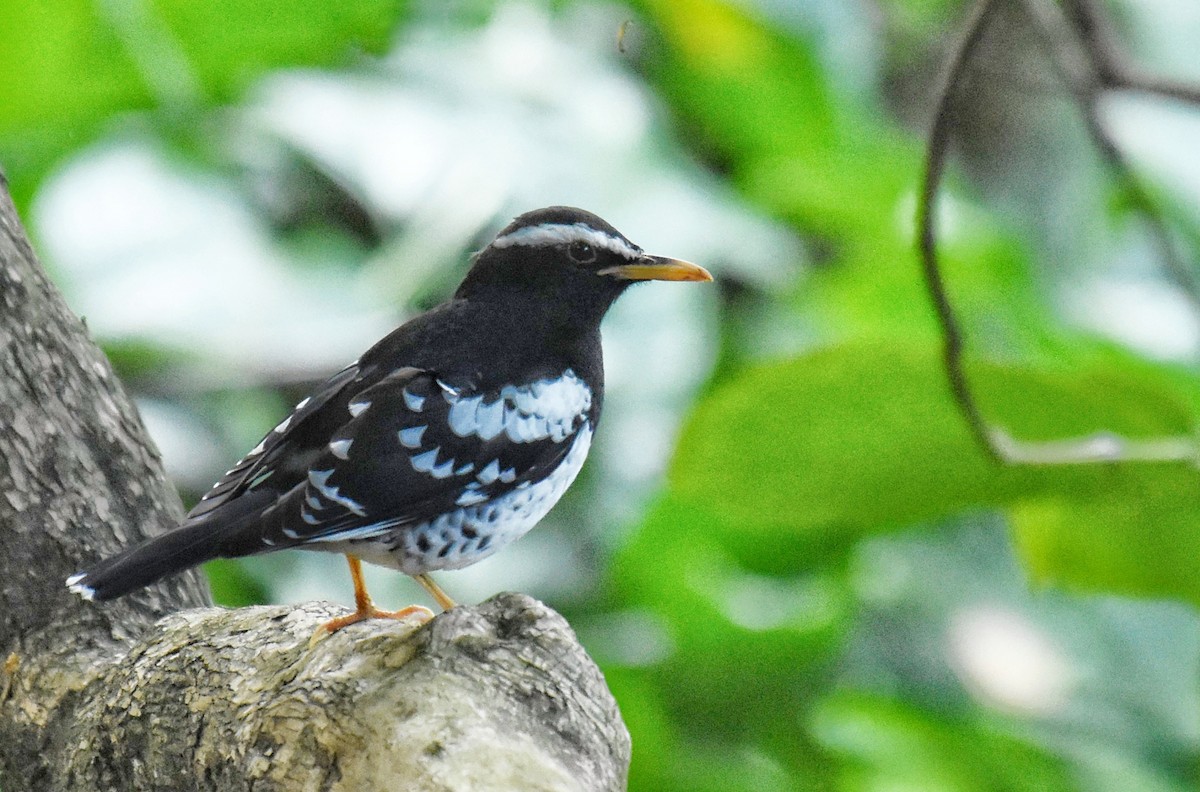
left=0, top=175, right=630, bottom=791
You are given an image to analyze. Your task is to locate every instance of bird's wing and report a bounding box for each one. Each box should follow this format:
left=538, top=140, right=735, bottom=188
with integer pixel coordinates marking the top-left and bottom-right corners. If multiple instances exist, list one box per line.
left=258, top=366, right=593, bottom=546
left=185, top=361, right=369, bottom=522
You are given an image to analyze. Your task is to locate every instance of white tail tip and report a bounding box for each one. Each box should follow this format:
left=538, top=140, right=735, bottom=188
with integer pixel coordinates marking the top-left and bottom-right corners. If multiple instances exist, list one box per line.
left=65, top=573, right=96, bottom=601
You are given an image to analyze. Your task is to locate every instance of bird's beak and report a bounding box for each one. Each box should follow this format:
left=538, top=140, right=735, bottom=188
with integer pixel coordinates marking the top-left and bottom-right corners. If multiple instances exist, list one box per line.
left=599, top=255, right=714, bottom=283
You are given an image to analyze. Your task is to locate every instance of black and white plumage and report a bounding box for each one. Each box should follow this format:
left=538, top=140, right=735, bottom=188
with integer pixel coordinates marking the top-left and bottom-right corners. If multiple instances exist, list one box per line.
left=67, top=206, right=711, bottom=622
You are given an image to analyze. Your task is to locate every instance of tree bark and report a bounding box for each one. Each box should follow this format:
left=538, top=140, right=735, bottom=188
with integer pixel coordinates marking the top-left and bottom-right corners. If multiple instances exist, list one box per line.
left=0, top=175, right=630, bottom=792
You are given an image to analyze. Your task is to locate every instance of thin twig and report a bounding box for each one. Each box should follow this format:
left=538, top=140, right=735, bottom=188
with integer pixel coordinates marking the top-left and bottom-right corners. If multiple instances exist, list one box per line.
left=918, top=0, right=1005, bottom=462
left=1118, top=73, right=1200, bottom=106
left=1022, top=0, right=1200, bottom=315
left=919, top=0, right=1200, bottom=466
left=1067, top=0, right=1200, bottom=105
left=1113, top=73, right=1200, bottom=105
left=989, top=428, right=1199, bottom=466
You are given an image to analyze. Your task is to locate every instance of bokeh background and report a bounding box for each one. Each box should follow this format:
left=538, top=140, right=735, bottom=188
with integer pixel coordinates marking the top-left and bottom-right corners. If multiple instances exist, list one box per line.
left=4, top=0, right=1200, bottom=789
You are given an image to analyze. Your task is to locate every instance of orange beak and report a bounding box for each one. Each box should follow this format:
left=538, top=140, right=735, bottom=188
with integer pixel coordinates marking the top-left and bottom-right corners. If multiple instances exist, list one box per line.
left=600, top=255, right=714, bottom=282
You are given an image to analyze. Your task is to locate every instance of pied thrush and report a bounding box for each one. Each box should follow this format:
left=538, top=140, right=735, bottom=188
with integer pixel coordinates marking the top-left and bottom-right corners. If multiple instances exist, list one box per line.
left=67, top=206, right=712, bottom=631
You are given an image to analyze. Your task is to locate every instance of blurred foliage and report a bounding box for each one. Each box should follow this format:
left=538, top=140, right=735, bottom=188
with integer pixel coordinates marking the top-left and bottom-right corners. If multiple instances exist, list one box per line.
left=4, top=0, right=1200, bottom=791
left=0, top=0, right=405, bottom=204
left=670, top=341, right=1200, bottom=600
left=604, top=0, right=1200, bottom=789
left=202, top=558, right=270, bottom=607
left=812, top=691, right=1076, bottom=791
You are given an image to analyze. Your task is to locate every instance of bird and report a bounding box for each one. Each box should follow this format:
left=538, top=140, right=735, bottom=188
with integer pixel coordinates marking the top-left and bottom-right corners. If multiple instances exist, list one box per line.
left=67, top=206, right=712, bottom=634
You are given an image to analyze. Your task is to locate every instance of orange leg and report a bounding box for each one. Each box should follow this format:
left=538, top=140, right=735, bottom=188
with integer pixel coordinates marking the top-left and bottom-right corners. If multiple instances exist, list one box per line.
left=316, top=555, right=434, bottom=638
left=415, top=573, right=457, bottom=611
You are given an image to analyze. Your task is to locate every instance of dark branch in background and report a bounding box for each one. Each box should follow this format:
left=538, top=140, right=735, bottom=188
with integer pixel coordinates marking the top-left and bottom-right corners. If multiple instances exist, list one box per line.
left=918, top=0, right=1200, bottom=465
left=1023, top=0, right=1200, bottom=314
left=918, top=0, right=1004, bottom=462
left=1068, top=0, right=1200, bottom=106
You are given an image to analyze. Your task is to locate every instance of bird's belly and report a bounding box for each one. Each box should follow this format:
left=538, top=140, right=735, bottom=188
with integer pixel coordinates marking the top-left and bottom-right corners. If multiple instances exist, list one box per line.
left=333, top=425, right=593, bottom=576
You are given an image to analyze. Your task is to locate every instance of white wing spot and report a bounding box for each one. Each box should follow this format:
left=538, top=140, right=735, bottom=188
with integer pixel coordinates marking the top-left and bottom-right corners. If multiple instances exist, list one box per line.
left=349, top=399, right=371, bottom=417
left=457, top=489, right=490, bottom=506
left=307, top=469, right=366, bottom=516
left=410, top=448, right=441, bottom=474
left=403, top=389, right=425, bottom=412
left=477, top=459, right=502, bottom=485
left=248, top=469, right=273, bottom=489
left=329, top=438, right=352, bottom=460
left=273, top=415, right=292, bottom=434
left=399, top=425, right=427, bottom=449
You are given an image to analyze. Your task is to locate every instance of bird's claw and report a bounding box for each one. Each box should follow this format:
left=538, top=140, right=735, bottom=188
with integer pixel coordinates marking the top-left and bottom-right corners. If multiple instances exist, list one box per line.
left=308, top=604, right=435, bottom=647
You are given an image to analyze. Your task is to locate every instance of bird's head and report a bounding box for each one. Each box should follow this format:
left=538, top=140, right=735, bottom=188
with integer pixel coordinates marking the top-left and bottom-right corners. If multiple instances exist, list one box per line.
left=455, top=207, right=712, bottom=317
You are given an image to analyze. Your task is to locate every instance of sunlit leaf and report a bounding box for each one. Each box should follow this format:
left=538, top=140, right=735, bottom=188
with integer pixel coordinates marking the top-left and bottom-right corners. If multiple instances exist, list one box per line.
left=639, top=0, right=835, bottom=162
left=669, top=340, right=1200, bottom=602
left=0, top=0, right=405, bottom=185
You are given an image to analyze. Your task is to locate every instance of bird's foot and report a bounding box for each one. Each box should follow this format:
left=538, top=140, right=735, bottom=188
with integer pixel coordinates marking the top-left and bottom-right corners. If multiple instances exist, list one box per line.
left=309, top=604, right=435, bottom=647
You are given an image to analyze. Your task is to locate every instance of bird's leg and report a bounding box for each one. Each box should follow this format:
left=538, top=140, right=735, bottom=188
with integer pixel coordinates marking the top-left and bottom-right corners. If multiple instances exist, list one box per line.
left=348, top=553, right=373, bottom=613
left=414, top=573, right=457, bottom=611
left=315, top=555, right=434, bottom=640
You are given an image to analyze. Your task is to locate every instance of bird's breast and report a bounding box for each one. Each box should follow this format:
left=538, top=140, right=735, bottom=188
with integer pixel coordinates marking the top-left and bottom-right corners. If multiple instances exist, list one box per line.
left=350, top=424, right=594, bottom=575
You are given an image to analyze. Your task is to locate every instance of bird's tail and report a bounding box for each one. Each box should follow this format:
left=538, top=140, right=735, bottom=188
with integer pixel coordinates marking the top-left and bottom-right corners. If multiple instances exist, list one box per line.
left=66, top=513, right=262, bottom=601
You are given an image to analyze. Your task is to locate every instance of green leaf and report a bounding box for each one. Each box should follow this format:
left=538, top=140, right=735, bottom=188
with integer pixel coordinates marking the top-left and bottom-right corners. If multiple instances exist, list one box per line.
left=0, top=0, right=405, bottom=185
left=673, top=342, right=1009, bottom=537
left=639, top=0, right=836, bottom=164
left=153, top=0, right=402, bottom=100
left=1011, top=470, right=1200, bottom=603
left=669, top=340, right=1200, bottom=602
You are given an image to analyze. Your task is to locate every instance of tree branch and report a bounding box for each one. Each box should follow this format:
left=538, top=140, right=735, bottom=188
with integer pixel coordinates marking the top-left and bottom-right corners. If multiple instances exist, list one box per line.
left=918, top=0, right=1005, bottom=462
left=0, top=176, right=629, bottom=791
left=1067, top=0, right=1200, bottom=105
left=1023, top=0, right=1200, bottom=313
left=917, top=0, right=1200, bottom=467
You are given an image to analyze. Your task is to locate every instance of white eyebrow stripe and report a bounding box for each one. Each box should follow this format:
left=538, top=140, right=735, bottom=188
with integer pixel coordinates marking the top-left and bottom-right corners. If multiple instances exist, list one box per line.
left=491, top=223, right=642, bottom=260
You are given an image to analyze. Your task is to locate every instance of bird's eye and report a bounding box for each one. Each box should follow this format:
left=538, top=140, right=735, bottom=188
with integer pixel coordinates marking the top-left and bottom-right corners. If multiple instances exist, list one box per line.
left=568, top=240, right=597, bottom=264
